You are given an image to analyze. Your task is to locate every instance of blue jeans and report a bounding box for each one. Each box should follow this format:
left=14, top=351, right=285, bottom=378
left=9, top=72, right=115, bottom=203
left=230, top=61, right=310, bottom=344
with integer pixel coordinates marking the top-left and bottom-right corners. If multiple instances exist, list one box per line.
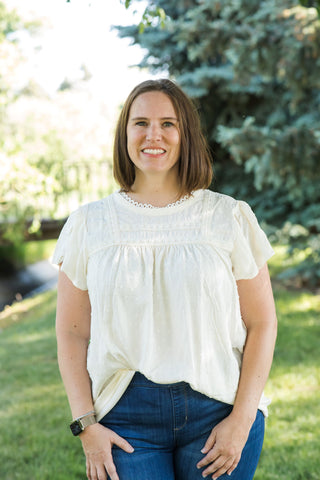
left=99, top=372, right=264, bottom=480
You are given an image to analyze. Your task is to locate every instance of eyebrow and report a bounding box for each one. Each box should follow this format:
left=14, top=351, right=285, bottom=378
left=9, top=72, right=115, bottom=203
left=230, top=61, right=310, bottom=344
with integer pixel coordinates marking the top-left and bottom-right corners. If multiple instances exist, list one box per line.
left=130, top=116, right=178, bottom=121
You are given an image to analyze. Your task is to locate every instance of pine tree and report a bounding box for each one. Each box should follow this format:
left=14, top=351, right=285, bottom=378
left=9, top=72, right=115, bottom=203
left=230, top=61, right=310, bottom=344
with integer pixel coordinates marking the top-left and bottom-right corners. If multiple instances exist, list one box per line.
left=117, top=0, right=320, bottom=286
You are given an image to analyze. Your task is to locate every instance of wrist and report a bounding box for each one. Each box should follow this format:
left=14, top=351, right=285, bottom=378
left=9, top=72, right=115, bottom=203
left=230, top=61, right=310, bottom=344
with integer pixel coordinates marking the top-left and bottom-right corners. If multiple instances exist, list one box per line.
left=70, top=410, right=97, bottom=436
left=229, top=406, right=257, bottom=429
left=79, top=422, right=100, bottom=438
left=72, top=409, right=95, bottom=421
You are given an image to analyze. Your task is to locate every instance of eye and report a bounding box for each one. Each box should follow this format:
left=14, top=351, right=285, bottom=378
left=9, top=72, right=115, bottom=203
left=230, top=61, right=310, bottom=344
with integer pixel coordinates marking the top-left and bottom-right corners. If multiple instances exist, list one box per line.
left=162, top=121, right=174, bottom=127
left=135, top=121, right=147, bottom=126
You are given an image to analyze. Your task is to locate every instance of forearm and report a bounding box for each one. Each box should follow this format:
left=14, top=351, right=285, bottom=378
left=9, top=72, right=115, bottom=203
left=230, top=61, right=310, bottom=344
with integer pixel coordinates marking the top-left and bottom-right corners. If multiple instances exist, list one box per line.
left=198, top=266, right=277, bottom=477
left=231, top=320, right=277, bottom=425
left=57, top=331, right=94, bottom=419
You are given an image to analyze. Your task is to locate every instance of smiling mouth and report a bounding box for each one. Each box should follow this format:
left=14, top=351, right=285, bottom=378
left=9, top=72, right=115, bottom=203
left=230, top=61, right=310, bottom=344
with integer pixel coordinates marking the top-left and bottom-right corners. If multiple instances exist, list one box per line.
left=142, top=148, right=166, bottom=155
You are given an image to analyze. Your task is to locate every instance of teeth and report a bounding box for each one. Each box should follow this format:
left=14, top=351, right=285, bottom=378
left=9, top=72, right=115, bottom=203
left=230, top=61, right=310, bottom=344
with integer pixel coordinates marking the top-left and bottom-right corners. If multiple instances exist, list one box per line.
left=142, top=149, right=165, bottom=154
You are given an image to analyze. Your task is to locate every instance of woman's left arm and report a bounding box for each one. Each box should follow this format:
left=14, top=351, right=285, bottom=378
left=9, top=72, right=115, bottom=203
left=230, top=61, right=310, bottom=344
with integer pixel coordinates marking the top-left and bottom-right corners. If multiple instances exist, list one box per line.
left=197, top=263, right=277, bottom=478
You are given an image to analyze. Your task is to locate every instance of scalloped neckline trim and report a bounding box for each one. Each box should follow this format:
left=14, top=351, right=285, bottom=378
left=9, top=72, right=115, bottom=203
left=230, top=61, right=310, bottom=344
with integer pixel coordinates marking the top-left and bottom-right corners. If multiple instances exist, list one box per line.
left=118, top=190, right=194, bottom=209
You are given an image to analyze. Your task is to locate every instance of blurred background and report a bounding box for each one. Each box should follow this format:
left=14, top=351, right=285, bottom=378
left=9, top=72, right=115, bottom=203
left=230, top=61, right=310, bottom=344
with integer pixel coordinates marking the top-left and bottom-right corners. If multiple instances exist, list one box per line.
left=0, top=0, right=165, bottom=308
left=1, top=0, right=320, bottom=311
left=0, top=2, right=319, bottom=479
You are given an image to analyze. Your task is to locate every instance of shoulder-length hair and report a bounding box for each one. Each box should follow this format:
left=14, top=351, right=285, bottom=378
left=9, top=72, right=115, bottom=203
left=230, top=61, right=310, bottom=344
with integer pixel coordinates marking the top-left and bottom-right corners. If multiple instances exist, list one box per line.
left=113, top=78, right=213, bottom=195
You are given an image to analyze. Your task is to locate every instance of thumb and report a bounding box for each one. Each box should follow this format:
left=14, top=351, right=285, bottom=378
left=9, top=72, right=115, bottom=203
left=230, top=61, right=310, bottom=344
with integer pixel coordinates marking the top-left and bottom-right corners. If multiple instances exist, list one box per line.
left=111, top=432, right=135, bottom=453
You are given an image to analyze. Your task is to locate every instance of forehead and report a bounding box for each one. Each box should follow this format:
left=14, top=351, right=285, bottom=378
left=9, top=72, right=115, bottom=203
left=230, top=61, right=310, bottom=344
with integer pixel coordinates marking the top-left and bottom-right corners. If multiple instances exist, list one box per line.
left=129, top=91, right=177, bottom=118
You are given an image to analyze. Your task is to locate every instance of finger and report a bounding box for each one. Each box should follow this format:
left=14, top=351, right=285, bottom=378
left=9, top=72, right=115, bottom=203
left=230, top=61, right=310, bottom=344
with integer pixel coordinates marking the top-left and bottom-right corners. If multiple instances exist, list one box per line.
left=105, top=458, right=120, bottom=480
left=201, top=456, right=228, bottom=478
left=87, top=460, right=97, bottom=480
left=197, top=445, right=219, bottom=469
left=211, top=463, right=230, bottom=480
left=201, top=430, right=217, bottom=454
left=96, top=464, right=108, bottom=480
left=111, top=432, right=134, bottom=453
left=87, top=462, right=97, bottom=480
left=86, top=458, right=90, bottom=479
left=207, top=456, right=238, bottom=479
left=197, top=453, right=218, bottom=469
left=213, top=460, right=235, bottom=479
left=226, top=457, right=240, bottom=476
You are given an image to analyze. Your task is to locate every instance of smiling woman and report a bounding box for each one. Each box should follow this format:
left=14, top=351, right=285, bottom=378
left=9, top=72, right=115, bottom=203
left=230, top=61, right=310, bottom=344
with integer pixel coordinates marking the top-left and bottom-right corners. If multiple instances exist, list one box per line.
left=53, top=78, right=277, bottom=480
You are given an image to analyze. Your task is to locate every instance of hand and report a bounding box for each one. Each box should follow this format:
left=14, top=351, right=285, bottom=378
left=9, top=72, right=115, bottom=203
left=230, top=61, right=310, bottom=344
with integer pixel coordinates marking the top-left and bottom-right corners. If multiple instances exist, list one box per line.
left=80, top=423, right=134, bottom=480
left=196, top=414, right=252, bottom=479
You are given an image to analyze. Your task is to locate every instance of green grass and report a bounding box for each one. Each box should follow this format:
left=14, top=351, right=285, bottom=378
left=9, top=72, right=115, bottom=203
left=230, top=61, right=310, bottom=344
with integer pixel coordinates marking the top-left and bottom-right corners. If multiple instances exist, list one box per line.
left=0, top=291, right=84, bottom=480
left=256, top=288, right=320, bottom=480
left=0, top=248, right=319, bottom=479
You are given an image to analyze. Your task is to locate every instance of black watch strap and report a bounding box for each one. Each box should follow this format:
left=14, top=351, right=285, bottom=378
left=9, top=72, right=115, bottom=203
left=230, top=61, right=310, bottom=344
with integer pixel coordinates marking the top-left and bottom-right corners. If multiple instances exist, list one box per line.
left=70, top=413, right=97, bottom=436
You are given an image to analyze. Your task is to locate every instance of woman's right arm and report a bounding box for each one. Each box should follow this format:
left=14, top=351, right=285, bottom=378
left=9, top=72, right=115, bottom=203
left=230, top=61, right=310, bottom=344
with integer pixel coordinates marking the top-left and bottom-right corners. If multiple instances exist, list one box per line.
left=56, top=270, right=134, bottom=480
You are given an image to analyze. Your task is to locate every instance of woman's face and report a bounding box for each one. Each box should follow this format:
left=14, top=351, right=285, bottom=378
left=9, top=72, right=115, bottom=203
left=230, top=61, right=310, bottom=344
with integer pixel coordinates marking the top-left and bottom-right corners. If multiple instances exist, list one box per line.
left=126, top=91, right=181, bottom=178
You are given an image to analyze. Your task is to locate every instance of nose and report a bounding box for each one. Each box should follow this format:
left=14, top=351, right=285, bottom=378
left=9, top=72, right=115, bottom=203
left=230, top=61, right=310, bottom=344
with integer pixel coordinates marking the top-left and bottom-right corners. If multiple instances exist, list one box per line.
left=146, top=123, right=162, bottom=141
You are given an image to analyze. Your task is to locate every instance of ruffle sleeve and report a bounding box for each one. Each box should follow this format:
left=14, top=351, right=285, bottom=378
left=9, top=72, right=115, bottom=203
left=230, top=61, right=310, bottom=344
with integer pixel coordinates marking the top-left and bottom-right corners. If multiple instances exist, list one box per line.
left=231, top=200, right=274, bottom=280
left=51, top=206, right=88, bottom=290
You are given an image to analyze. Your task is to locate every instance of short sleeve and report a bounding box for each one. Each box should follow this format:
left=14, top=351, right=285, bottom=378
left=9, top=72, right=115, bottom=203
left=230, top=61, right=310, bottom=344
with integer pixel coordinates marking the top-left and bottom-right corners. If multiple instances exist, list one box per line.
left=231, top=200, right=274, bottom=280
left=51, top=206, right=88, bottom=290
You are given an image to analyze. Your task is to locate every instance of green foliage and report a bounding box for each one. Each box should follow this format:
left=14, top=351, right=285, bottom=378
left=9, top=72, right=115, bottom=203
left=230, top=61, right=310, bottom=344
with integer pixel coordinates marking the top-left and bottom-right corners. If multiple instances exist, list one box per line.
left=0, top=2, right=20, bottom=41
left=0, top=4, right=114, bottom=248
left=0, top=3, right=57, bottom=245
left=0, top=133, right=66, bottom=245
left=0, top=239, right=56, bottom=273
left=117, top=0, right=320, bottom=286
left=299, top=0, right=320, bottom=12
left=0, top=2, right=21, bottom=114
left=138, top=6, right=166, bottom=33
left=121, top=0, right=166, bottom=32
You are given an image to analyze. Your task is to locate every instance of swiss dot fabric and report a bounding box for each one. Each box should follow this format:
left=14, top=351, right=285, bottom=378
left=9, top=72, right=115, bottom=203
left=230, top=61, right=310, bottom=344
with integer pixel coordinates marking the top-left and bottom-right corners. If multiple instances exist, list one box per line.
left=52, top=189, right=274, bottom=420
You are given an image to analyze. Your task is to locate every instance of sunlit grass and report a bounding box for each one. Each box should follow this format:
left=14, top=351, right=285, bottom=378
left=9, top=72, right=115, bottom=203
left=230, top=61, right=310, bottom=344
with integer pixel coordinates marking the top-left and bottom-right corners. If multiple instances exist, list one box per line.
left=0, top=253, right=319, bottom=479
left=256, top=249, right=320, bottom=479
left=0, top=290, right=84, bottom=480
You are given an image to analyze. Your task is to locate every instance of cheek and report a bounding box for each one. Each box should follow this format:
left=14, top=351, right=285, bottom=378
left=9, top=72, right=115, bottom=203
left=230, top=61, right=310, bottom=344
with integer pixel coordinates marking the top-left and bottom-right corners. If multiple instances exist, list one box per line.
left=127, top=130, right=143, bottom=150
left=172, top=132, right=181, bottom=152
left=171, top=129, right=181, bottom=146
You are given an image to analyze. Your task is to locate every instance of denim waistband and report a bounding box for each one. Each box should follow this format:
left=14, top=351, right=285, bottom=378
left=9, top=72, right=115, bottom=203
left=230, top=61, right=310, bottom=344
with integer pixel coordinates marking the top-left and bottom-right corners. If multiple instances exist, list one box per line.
left=131, top=371, right=189, bottom=388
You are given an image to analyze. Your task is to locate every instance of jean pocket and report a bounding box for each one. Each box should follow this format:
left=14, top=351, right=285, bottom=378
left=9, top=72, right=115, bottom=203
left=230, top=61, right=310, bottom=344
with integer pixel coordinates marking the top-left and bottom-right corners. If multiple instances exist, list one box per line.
left=103, top=382, right=164, bottom=428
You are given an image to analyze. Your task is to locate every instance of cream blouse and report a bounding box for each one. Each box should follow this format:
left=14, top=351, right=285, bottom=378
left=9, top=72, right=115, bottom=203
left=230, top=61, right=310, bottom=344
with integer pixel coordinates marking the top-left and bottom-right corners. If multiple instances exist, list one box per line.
left=52, top=189, right=274, bottom=420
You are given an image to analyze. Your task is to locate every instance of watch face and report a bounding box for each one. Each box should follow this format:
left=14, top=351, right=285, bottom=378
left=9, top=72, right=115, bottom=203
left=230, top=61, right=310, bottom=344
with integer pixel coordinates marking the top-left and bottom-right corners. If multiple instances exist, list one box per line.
left=70, top=420, right=83, bottom=436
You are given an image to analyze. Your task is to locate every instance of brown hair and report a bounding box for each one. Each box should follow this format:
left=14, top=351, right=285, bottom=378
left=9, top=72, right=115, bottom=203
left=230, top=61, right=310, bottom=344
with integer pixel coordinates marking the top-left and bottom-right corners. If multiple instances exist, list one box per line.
left=113, top=78, right=213, bottom=195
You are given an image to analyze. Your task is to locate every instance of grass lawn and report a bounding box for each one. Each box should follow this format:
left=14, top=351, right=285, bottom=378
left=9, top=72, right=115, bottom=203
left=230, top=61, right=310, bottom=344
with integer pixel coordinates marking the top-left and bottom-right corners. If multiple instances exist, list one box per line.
left=0, top=248, right=319, bottom=479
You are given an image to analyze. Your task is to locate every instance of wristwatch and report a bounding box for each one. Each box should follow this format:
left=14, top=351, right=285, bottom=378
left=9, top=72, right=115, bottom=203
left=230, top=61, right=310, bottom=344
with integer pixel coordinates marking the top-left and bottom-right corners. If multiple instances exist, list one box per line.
left=70, top=412, right=97, bottom=436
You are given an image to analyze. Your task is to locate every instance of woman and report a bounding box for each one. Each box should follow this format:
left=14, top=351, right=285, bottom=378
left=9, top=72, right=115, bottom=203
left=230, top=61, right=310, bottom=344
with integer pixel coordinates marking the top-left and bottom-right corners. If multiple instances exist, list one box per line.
left=53, top=78, right=277, bottom=480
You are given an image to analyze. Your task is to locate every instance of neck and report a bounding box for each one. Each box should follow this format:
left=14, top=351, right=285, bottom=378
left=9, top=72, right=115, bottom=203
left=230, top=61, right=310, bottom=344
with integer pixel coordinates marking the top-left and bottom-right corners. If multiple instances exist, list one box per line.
left=128, top=172, right=182, bottom=207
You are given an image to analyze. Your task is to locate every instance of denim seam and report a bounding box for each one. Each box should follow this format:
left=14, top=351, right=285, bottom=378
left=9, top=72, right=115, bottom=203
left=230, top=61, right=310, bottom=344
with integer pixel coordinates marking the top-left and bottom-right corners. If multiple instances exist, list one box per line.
left=171, top=386, right=188, bottom=433
left=169, top=387, right=177, bottom=444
